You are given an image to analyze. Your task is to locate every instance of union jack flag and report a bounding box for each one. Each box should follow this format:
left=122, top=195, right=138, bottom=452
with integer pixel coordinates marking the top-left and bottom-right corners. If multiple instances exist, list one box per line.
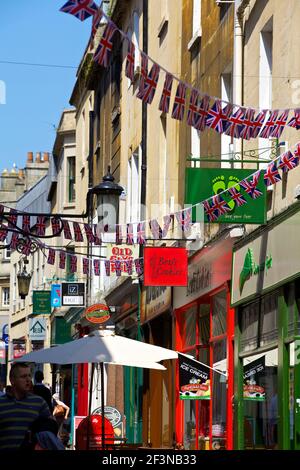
left=270, top=110, right=289, bottom=138
left=287, top=109, right=300, bottom=130
left=93, top=21, right=117, bottom=68
left=0, top=227, right=7, bottom=242
left=21, top=238, right=32, bottom=256
left=240, top=171, right=263, bottom=199
left=36, top=216, right=46, bottom=236
left=137, top=222, right=146, bottom=245
left=125, top=40, right=135, bottom=82
left=187, top=89, right=200, bottom=127
left=70, top=255, right=77, bottom=273
left=47, top=249, right=56, bottom=265
left=175, top=208, right=192, bottom=232
left=114, top=260, right=122, bottom=277
left=138, top=52, right=148, bottom=94
left=94, top=259, right=100, bottom=276
left=51, top=217, right=61, bottom=236
left=0, top=205, right=3, bottom=224
left=83, top=258, right=90, bottom=275
left=126, top=223, right=134, bottom=245
left=227, top=187, right=247, bottom=207
left=126, top=259, right=133, bottom=275
left=73, top=222, right=84, bottom=242
left=104, top=260, right=110, bottom=277
left=278, top=150, right=299, bottom=173
left=90, top=7, right=104, bottom=42
left=251, top=109, right=268, bottom=138
left=116, top=225, right=123, bottom=244
left=84, top=224, right=94, bottom=243
left=136, top=63, right=160, bottom=105
left=194, top=95, right=210, bottom=132
left=162, top=215, right=172, bottom=238
left=22, top=215, right=31, bottom=233
left=159, top=73, right=173, bottom=114
left=134, top=258, right=144, bottom=275
left=59, top=251, right=66, bottom=270
left=149, top=219, right=162, bottom=239
left=259, top=110, right=279, bottom=139
left=225, top=107, right=246, bottom=138
left=8, top=209, right=18, bottom=228
left=60, top=0, right=98, bottom=21
left=263, top=162, right=281, bottom=186
left=209, top=195, right=231, bottom=220
left=10, top=233, right=19, bottom=250
left=93, top=225, right=101, bottom=245
left=239, top=108, right=255, bottom=140
left=206, top=100, right=233, bottom=134
left=203, top=200, right=218, bottom=223
left=63, top=220, right=72, bottom=240
left=171, top=82, right=187, bottom=121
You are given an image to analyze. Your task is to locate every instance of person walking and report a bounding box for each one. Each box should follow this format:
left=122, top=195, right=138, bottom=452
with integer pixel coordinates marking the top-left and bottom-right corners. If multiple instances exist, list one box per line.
left=33, top=370, right=53, bottom=413
left=0, top=362, right=51, bottom=450
left=52, top=393, right=70, bottom=446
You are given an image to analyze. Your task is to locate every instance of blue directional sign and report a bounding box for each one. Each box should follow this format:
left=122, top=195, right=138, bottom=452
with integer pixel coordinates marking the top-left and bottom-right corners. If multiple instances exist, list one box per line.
left=51, top=284, right=62, bottom=308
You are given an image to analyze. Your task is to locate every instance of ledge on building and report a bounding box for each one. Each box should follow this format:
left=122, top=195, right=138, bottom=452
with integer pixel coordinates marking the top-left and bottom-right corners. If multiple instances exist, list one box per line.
left=188, top=29, right=202, bottom=51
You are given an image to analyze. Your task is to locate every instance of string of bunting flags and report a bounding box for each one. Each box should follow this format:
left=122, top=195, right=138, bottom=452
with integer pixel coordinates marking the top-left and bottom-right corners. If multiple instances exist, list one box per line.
left=59, top=1, right=300, bottom=139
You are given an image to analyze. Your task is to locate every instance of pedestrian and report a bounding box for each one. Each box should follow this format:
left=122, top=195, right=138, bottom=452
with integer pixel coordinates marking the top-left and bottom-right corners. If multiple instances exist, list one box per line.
left=33, top=370, right=53, bottom=412
left=0, top=362, right=51, bottom=450
left=21, top=416, right=65, bottom=451
left=52, top=393, right=70, bottom=445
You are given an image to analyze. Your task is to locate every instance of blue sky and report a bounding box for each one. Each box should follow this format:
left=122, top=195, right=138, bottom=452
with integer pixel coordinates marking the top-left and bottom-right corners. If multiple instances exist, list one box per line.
left=0, top=0, right=92, bottom=169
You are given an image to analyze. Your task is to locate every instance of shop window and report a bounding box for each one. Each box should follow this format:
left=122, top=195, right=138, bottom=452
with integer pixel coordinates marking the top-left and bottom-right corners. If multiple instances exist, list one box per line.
left=211, top=291, right=227, bottom=337
left=285, top=282, right=296, bottom=337
left=240, top=301, right=259, bottom=352
left=182, top=305, right=198, bottom=348
left=260, top=293, right=278, bottom=346
left=289, top=343, right=295, bottom=449
left=198, top=304, right=210, bottom=345
left=212, top=339, right=227, bottom=450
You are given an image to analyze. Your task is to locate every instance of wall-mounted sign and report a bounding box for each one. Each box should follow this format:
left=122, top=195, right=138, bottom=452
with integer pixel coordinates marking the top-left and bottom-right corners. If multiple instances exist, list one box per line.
left=84, top=304, right=111, bottom=324
left=13, top=340, right=26, bottom=359
left=106, top=244, right=139, bottom=276
left=243, top=356, right=266, bottom=401
left=179, top=354, right=210, bottom=400
left=62, top=283, right=85, bottom=306
left=185, top=168, right=266, bottom=224
left=51, top=284, right=62, bottom=308
left=92, top=406, right=125, bottom=440
left=0, top=340, right=6, bottom=364
left=33, top=291, right=51, bottom=315
left=144, top=247, right=188, bottom=286
left=29, top=318, right=47, bottom=341
left=141, top=286, right=171, bottom=324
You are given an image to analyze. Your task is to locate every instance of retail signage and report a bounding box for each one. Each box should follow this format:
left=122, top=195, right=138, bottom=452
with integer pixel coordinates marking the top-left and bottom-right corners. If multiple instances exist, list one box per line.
left=106, top=244, right=139, bottom=276
left=29, top=318, right=46, bottom=341
left=239, top=248, right=273, bottom=294
left=33, top=291, right=51, bottom=315
left=51, top=284, right=62, bottom=308
left=144, top=247, right=188, bottom=286
left=141, top=286, right=172, bottom=323
left=92, top=406, right=124, bottom=440
left=0, top=340, right=5, bottom=364
left=84, top=304, right=111, bottom=324
left=62, top=283, right=85, bottom=306
left=178, top=354, right=210, bottom=400
left=185, top=168, right=266, bottom=224
left=13, top=340, right=26, bottom=359
left=243, top=356, right=266, bottom=401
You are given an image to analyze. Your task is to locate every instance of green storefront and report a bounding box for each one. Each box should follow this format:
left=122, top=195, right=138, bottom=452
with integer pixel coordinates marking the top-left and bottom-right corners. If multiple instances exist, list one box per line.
left=231, top=202, right=300, bottom=450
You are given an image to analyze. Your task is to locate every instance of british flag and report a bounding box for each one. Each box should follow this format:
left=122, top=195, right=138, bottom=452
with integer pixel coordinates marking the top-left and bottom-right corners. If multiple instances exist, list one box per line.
left=0, top=228, right=7, bottom=242
left=194, top=95, right=210, bottom=132
left=8, top=209, right=18, bottom=228
left=47, top=249, right=56, bottom=266
left=93, top=259, right=100, bottom=276
left=70, top=255, right=77, bottom=273
left=225, top=107, right=246, bottom=138
left=59, top=251, right=66, bottom=270
left=263, top=162, right=281, bottom=186
left=149, top=219, right=162, bottom=239
left=63, top=220, right=72, bottom=240
left=270, top=110, right=289, bottom=138
left=134, top=258, right=143, bottom=275
left=114, top=260, right=122, bottom=277
left=287, top=109, right=300, bottom=130
left=203, top=200, right=218, bottom=223
left=162, top=215, right=172, bottom=238
left=137, top=222, right=146, bottom=245
left=138, top=52, right=148, bottom=93
left=0, top=205, right=3, bottom=220
left=116, top=225, right=123, bottom=244
left=125, top=40, right=135, bottom=82
left=126, top=259, right=133, bottom=275
left=171, top=82, right=187, bottom=121
left=51, top=217, right=61, bottom=236
left=206, top=100, right=233, bottom=134
left=93, top=225, right=102, bottom=246
left=251, top=109, right=268, bottom=138
left=60, top=0, right=98, bottom=21
left=239, top=108, right=255, bottom=140
left=83, top=258, right=90, bottom=275
left=21, top=238, right=32, bottom=256
left=126, top=223, right=134, bottom=245
left=159, top=73, right=173, bottom=114
left=136, top=63, right=160, bottom=105
left=22, top=215, right=31, bottom=233
left=240, top=171, right=263, bottom=199
left=36, top=216, right=46, bottom=236
left=90, top=7, right=103, bottom=42
left=278, top=150, right=299, bottom=173
left=175, top=208, right=192, bottom=232
left=209, top=195, right=231, bottom=220
left=187, top=89, right=200, bottom=127
left=84, top=224, right=94, bottom=243
left=259, top=110, right=279, bottom=139
left=227, top=187, right=247, bottom=207
left=93, top=21, right=117, bottom=68
left=10, top=233, right=19, bottom=250
left=104, top=260, right=110, bottom=277
left=73, top=222, right=84, bottom=242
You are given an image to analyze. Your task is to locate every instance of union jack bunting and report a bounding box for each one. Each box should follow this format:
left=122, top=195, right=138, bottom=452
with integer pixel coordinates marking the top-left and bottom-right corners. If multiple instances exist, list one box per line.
left=162, top=215, right=172, bottom=238
left=51, top=217, right=61, bottom=236
left=225, top=107, right=246, bottom=138
left=47, top=249, right=56, bottom=266
left=63, top=220, right=72, bottom=240
left=36, top=216, right=46, bottom=236
left=93, top=259, right=100, bottom=276
left=259, top=110, right=279, bottom=139
left=278, top=150, right=299, bottom=173
left=60, top=0, right=98, bottom=21
left=240, top=171, right=263, bottom=199
left=21, top=238, right=32, bottom=256
left=287, top=109, right=300, bottom=130
left=263, top=162, right=282, bottom=186
left=194, top=95, right=210, bottom=132
left=90, top=7, right=104, bottom=42
left=158, top=73, right=173, bottom=114
left=116, top=225, right=123, bottom=244
left=138, top=52, right=148, bottom=94
left=8, top=209, right=18, bottom=228
left=125, top=40, right=135, bottom=82
left=59, top=251, right=66, bottom=270
left=10, top=233, right=19, bottom=250
left=206, top=100, right=233, bottom=134
left=209, top=195, right=231, bottom=220
left=251, top=109, right=268, bottom=138
left=104, top=260, right=110, bottom=277
left=126, top=259, right=133, bottom=275
left=22, top=215, right=31, bottom=233
left=295, top=143, right=300, bottom=159
left=137, top=222, right=146, bottom=245
left=203, top=200, right=218, bottom=223
left=70, top=255, right=77, bottom=273
left=171, top=82, right=187, bottom=121
left=136, top=63, right=160, bottom=105
left=134, top=258, right=144, bottom=275
left=0, top=205, right=3, bottom=223
left=93, top=225, right=101, bottom=245
left=93, top=21, right=117, bottom=68
left=149, top=219, right=162, bottom=239
left=126, top=223, right=134, bottom=245
left=175, top=208, right=192, bottom=232
left=187, top=89, right=201, bottom=127
left=84, top=224, right=94, bottom=243
left=83, top=258, right=90, bottom=275
left=227, top=187, right=247, bottom=207
left=239, top=108, right=255, bottom=140
left=73, top=222, right=84, bottom=242
left=269, top=110, right=289, bottom=138
left=114, top=260, right=122, bottom=277
left=0, top=228, right=7, bottom=242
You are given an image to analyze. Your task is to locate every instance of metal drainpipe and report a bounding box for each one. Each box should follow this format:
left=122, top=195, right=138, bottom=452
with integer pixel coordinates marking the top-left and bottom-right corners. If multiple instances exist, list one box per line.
left=233, top=0, right=243, bottom=164
left=140, top=0, right=148, bottom=219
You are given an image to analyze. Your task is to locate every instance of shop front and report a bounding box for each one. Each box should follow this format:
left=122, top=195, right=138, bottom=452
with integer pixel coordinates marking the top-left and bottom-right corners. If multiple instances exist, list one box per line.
left=231, top=204, right=300, bottom=450
left=174, top=234, right=237, bottom=450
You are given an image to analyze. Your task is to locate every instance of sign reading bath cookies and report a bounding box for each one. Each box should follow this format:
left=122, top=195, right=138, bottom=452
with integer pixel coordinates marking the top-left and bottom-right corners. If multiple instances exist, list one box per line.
left=144, top=247, right=188, bottom=286
left=179, top=354, right=210, bottom=400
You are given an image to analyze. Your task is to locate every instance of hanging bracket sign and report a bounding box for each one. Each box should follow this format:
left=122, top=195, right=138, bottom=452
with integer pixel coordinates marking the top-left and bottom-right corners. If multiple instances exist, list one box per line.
left=84, top=304, right=111, bottom=324
left=144, top=247, right=188, bottom=286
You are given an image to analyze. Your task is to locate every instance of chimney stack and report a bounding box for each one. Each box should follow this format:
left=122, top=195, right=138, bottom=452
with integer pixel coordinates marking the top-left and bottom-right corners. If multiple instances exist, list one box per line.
left=18, top=169, right=24, bottom=179
left=36, top=152, right=41, bottom=163
left=43, top=152, right=49, bottom=162
left=27, top=152, right=33, bottom=163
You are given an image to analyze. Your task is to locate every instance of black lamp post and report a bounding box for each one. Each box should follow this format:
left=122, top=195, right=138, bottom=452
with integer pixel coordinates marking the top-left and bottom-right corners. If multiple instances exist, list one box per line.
left=17, top=257, right=32, bottom=300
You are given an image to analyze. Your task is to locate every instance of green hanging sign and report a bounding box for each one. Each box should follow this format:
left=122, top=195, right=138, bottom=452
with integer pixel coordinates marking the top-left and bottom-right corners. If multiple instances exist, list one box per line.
left=32, top=290, right=51, bottom=315
left=185, top=168, right=267, bottom=224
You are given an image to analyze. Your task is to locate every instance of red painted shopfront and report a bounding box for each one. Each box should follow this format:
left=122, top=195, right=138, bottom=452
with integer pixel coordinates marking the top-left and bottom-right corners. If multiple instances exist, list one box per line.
left=173, top=236, right=236, bottom=450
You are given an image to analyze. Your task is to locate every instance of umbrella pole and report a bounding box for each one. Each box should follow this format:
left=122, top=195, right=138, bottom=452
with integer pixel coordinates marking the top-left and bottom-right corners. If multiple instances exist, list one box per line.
left=87, top=362, right=95, bottom=451
left=100, top=362, right=105, bottom=450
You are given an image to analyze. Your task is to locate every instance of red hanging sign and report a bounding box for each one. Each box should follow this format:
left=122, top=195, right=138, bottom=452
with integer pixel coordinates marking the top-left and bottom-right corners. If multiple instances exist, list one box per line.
left=144, top=247, right=188, bottom=286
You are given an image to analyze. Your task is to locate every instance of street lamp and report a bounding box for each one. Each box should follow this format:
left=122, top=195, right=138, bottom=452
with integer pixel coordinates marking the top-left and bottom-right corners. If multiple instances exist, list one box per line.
left=17, top=257, right=32, bottom=300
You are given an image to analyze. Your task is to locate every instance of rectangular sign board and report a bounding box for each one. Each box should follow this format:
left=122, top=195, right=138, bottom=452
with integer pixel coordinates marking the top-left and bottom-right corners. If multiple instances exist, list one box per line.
left=33, top=291, right=51, bottom=315
left=144, top=247, right=188, bottom=286
left=62, top=283, right=85, bottom=306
